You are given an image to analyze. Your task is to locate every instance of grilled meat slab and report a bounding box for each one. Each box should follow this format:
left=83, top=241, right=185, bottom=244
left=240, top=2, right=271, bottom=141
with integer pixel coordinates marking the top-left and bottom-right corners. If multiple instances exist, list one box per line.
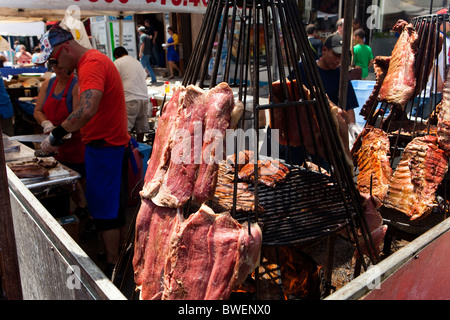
left=238, top=159, right=290, bottom=188
left=379, top=20, right=419, bottom=107
left=383, top=135, right=448, bottom=220
left=354, top=126, right=393, bottom=208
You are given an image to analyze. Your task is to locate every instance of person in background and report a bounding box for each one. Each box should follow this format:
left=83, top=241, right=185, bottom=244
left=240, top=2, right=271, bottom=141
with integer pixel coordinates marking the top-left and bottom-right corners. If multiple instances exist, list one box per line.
left=36, top=25, right=131, bottom=279
left=138, top=26, right=157, bottom=83
left=353, top=18, right=361, bottom=32
left=144, top=19, right=159, bottom=66
left=335, top=18, right=344, bottom=36
left=281, top=33, right=359, bottom=166
left=31, top=46, right=41, bottom=64
left=14, top=40, right=20, bottom=53
left=164, top=26, right=182, bottom=79
left=33, top=60, right=89, bottom=221
left=306, top=24, right=323, bottom=60
left=15, top=45, right=32, bottom=65
left=298, top=34, right=358, bottom=132
left=352, top=29, right=373, bottom=79
left=0, top=70, right=14, bottom=136
left=113, top=46, right=150, bottom=142
left=0, top=55, right=6, bottom=68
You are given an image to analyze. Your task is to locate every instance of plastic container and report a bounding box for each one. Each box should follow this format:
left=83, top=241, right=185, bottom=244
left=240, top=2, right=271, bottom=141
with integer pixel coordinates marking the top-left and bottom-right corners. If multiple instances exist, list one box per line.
left=164, top=81, right=170, bottom=93
left=138, top=142, right=152, bottom=178
left=351, top=80, right=377, bottom=127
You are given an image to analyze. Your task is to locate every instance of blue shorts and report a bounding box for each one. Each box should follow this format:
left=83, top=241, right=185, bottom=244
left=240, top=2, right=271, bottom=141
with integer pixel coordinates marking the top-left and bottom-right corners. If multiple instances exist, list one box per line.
left=85, top=145, right=127, bottom=223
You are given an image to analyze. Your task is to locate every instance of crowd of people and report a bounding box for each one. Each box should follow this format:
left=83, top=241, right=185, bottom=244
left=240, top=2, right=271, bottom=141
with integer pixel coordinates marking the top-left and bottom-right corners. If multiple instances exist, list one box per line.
left=306, top=18, right=374, bottom=81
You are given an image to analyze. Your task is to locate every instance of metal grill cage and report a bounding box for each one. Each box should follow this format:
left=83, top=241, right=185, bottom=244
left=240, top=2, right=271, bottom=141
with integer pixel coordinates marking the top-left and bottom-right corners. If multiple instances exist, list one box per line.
left=181, top=0, right=376, bottom=261
left=359, top=12, right=450, bottom=230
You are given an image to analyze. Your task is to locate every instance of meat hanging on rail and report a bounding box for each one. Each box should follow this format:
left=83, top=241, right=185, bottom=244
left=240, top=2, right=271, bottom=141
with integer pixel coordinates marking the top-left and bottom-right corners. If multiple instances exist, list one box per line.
left=378, top=19, right=419, bottom=107
left=353, top=126, right=393, bottom=208
left=140, top=83, right=236, bottom=208
left=162, top=204, right=262, bottom=300
left=383, top=135, right=448, bottom=220
left=134, top=82, right=263, bottom=300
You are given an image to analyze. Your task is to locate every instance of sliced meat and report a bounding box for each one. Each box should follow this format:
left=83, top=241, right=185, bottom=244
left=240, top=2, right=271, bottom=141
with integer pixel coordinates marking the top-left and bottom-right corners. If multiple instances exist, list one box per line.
left=162, top=204, right=262, bottom=300
left=193, top=83, right=236, bottom=204
left=378, top=20, right=419, bottom=107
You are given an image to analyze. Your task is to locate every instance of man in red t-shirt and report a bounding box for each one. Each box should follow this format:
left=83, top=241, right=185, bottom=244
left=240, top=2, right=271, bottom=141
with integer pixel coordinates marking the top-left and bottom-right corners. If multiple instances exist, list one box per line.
left=37, top=25, right=131, bottom=279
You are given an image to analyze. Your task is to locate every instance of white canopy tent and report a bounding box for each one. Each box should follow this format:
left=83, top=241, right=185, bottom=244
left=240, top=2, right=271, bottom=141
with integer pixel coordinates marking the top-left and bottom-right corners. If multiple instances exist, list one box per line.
left=0, top=0, right=208, bottom=61
left=0, top=21, right=45, bottom=36
left=0, top=0, right=208, bottom=20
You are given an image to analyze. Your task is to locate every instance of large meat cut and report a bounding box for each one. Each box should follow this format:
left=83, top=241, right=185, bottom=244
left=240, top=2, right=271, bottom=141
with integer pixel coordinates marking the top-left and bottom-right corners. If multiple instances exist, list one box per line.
left=414, top=21, right=443, bottom=96
left=151, top=85, right=208, bottom=208
left=140, top=87, right=183, bottom=199
left=141, top=83, right=236, bottom=208
left=269, top=79, right=352, bottom=166
left=360, top=56, right=390, bottom=119
left=354, top=194, right=387, bottom=258
left=378, top=20, right=419, bottom=107
left=353, top=126, right=393, bottom=208
left=134, top=82, right=262, bottom=300
left=193, top=83, right=236, bottom=204
left=162, top=204, right=262, bottom=300
left=383, top=135, right=448, bottom=220
left=269, top=79, right=325, bottom=159
left=133, top=199, right=184, bottom=300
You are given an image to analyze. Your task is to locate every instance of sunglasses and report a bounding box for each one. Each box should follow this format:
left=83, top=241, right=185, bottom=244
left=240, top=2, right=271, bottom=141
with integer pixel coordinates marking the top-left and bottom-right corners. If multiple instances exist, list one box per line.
left=47, top=43, right=66, bottom=70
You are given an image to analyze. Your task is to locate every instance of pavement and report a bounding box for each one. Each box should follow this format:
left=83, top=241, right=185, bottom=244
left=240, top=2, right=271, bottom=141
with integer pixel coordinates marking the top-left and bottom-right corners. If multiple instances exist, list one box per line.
left=147, top=67, right=184, bottom=94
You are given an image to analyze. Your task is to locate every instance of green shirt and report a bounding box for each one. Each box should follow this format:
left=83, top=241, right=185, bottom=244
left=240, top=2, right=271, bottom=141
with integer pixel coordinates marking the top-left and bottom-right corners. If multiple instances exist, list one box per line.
left=353, top=44, right=374, bottom=79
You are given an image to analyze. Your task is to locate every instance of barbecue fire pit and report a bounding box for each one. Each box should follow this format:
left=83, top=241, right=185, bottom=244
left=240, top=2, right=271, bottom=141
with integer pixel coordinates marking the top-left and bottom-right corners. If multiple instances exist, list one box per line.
left=119, top=0, right=379, bottom=300
left=179, top=0, right=378, bottom=298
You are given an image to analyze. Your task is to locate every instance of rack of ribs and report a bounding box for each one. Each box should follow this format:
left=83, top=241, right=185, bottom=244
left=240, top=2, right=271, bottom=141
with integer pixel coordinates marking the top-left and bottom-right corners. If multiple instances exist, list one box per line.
left=383, top=135, right=448, bottom=220
left=353, top=126, right=393, bottom=208
left=378, top=19, right=419, bottom=107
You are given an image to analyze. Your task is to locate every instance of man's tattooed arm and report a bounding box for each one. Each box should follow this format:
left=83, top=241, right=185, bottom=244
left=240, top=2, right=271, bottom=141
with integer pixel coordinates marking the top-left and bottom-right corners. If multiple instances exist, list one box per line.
left=63, top=88, right=102, bottom=131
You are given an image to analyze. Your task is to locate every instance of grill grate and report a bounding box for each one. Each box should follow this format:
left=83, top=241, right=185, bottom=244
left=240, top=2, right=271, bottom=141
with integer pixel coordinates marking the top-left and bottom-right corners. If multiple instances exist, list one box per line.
left=182, top=0, right=378, bottom=265
left=235, top=164, right=354, bottom=246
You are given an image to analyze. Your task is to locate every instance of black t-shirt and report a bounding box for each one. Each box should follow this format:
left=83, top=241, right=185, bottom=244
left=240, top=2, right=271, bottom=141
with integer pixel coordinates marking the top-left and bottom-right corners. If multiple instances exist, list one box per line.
left=298, top=61, right=359, bottom=111
left=140, top=34, right=153, bottom=55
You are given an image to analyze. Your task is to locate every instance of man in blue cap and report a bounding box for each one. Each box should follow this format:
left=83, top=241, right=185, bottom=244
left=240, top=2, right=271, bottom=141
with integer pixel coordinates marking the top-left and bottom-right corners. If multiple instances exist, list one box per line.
left=36, top=24, right=131, bottom=279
